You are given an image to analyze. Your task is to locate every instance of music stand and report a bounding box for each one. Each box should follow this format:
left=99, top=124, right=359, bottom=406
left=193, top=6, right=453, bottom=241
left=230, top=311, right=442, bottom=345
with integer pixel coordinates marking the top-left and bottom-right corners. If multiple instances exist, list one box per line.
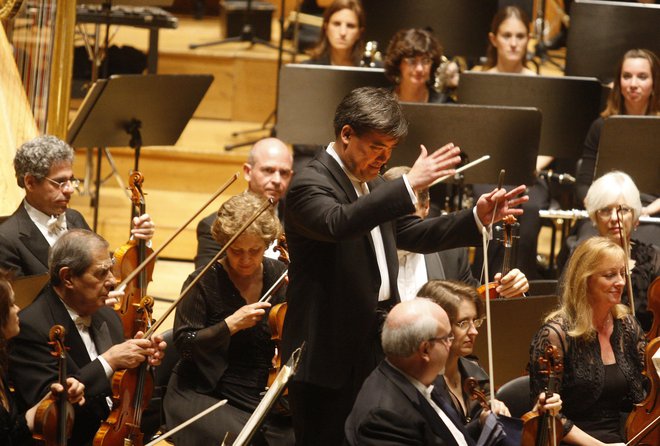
left=67, top=74, right=213, bottom=231
left=276, top=64, right=390, bottom=145
left=565, top=0, right=660, bottom=82
left=457, top=72, right=603, bottom=173
left=595, top=116, right=660, bottom=195
left=388, top=103, right=541, bottom=186
left=361, top=0, right=497, bottom=59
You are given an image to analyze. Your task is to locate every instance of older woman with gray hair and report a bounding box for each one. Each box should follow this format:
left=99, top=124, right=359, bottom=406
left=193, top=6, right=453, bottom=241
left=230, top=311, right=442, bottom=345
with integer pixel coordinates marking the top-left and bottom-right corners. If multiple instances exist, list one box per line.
left=164, top=191, right=293, bottom=445
left=582, top=171, right=660, bottom=331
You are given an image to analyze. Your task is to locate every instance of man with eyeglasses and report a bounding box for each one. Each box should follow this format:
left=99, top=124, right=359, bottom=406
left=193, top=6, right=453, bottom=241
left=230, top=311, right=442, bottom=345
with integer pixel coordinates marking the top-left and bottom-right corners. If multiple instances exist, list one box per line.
left=194, top=137, right=293, bottom=269
left=0, top=135, right=154, bottom=277
left=345, top=298, right=473, bottom=446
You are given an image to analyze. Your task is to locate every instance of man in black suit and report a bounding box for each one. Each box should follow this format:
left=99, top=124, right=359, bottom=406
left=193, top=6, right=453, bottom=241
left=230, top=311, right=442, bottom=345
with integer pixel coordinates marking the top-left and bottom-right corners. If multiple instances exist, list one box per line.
left=0, top=135, right=154, bottom=277
left=345, top=298, right=473, bottom=445
left=281, top=87, right=528, bottom=445
left=9, top=229, right=166, bottom=446
left=194, top=137, right=293, bottom=268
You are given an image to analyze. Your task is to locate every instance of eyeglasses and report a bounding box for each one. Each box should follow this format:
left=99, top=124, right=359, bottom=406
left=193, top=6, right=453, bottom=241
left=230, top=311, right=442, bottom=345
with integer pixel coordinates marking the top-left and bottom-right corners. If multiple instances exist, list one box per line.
left=429, top=333, right=454, bottom=346
left=455, top=317, right=486, bottom=331
left=403, top=56, right=433, bottom=67
left=595, top=206, right=632, bottom=220
left=44, top=176, right=81, bottom=190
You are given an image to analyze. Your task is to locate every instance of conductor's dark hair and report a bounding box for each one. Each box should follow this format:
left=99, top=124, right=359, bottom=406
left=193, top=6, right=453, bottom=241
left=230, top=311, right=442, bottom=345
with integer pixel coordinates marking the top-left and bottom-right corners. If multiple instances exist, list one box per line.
left=333, top=87, right=408, bottom=139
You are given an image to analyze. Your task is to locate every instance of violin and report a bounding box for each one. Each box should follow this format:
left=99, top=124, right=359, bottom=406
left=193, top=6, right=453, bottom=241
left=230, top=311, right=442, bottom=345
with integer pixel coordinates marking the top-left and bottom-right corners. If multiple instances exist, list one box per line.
left=113, top=171, right=155, bottom=339
left=625, top=336, right=660, bottom=445
left=464, top=376, right=490, bottom=413
left=33, top=325, right=74, bottom=446
left=645, top=278, right=660, bottom=339
left=477, top=215, right=520, bottom=300
left=267, top=235, right=290, bottom=407
left=521, top=345, right=563, bottom=446
left=95, top=172, right=155, bottom=446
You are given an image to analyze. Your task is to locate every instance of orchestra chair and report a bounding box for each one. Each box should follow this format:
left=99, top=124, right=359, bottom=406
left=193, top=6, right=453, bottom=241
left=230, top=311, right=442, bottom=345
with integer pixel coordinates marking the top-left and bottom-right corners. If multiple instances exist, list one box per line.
left=148, top=328, right=180, bottom=442
left=495, top=375, right=533, bottom=419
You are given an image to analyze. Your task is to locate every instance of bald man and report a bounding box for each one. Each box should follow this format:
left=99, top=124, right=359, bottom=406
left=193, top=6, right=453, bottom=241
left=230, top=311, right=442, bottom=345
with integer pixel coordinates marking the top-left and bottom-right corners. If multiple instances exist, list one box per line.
left=345, top=298, right=474, bottom=445
left=194, top=138, right=293, bottom=268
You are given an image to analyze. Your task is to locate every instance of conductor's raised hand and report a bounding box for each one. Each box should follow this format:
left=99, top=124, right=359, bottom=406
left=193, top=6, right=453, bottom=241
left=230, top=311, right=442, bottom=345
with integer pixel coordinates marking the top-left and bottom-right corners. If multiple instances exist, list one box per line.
left=225, top=301, right=272, bottom=335
left=406, top=143, right=461, bottom=190
left=476, top=184, right=528, bottom=226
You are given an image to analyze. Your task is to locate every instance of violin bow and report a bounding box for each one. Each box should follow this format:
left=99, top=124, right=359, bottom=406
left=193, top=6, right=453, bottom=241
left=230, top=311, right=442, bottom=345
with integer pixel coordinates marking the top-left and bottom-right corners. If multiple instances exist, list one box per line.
left=616, top=205, right=636, bottom=316
left=144, top=198, right=275, bottom=339
left=115, top=173, right=239, bottom=295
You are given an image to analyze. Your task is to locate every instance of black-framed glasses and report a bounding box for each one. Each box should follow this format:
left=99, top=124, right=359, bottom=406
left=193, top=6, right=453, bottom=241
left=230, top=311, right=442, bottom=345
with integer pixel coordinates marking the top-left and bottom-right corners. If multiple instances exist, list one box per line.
left=44, top=176, right=81, bottom=190
left=455, top=317, right=486, bottom=331
left=429, top=333, right=454, bottom=346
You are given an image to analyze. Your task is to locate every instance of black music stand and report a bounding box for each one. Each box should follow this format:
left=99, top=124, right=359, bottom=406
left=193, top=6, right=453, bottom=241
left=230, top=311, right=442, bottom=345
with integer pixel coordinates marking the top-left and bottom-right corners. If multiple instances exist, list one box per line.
left=67, top=74, right=213, bottom=231
left=457, top=72, right=603, bottom=173
left=276, top=64, right=390, bottom=145
left=565, top=0, right=660, bottom=82
left=361, top=0, right=497, bottom=59
left=596, top=116, right=660, bottom=196
left=189, top=0, right=281, bottom=51
left=389, top=103, right=541, bottom=186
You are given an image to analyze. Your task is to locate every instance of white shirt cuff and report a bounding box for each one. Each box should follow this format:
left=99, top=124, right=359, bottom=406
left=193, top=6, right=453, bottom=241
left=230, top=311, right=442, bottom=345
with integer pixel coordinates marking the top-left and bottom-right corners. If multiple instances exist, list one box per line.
left=97, top=355, right=114, bottom=379
left=402, top=174, right=418, bottom=206
left=472, top=207, right=492, bottom=239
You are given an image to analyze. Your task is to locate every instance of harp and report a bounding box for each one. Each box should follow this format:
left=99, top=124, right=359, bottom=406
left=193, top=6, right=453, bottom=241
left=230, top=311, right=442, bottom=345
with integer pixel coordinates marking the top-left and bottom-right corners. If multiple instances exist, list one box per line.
left=0, top=0, right=76, bottom=215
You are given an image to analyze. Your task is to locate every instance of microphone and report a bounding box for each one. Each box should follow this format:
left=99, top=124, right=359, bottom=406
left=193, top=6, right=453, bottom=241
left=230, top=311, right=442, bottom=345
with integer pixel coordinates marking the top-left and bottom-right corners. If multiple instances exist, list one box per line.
left=539, top=170, right=576, bottom=184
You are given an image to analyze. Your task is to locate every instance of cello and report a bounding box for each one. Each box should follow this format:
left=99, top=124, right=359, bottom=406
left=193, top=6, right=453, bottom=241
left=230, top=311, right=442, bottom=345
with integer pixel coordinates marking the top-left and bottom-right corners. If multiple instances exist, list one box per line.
left=625, top=279, right=660, bottom=445
left=521, top=345, right=564, bottom=446
left=33, top=325, right=74, bottom=446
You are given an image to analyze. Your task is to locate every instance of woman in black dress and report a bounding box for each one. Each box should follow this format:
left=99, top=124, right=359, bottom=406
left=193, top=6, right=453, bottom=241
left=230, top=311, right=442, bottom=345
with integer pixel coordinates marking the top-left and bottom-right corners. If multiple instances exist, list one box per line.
left=530, top=236, right=647, bottom=445
left=164, top=192, right=292, bottom=445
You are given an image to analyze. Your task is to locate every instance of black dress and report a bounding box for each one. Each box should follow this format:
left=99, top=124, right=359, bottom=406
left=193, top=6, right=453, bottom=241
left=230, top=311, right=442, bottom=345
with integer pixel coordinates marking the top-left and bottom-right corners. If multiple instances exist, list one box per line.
left=529, top=314, right=647, bottom=443
left=164, top=258, right=293, bottom=446
left=0, top=375, right=33, bottom=445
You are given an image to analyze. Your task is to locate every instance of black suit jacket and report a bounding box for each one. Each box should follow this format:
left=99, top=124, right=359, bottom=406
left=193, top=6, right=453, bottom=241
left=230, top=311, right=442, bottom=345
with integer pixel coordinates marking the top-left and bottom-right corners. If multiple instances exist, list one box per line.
left=345, top=361, right=475, bottom=446
left=426, top=248, right=479, bottom=287
left=282, top=149, right=481, bottom=388
left=9, top=285, right=124, bottom=446
left=0, top=203, right=90, bottom=277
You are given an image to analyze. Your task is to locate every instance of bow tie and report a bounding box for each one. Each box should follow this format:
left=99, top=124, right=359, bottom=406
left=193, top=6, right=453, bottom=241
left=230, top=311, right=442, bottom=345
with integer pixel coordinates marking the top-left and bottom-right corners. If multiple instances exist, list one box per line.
left=75, top=315, right=92, bottom=328
left=46, top=214, right=66, bottom=235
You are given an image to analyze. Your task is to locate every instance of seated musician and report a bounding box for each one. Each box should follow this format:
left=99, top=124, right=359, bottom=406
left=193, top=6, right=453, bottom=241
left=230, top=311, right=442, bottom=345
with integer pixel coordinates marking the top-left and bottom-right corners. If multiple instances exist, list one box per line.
left=384, top=28, right=450, bottom=104
left=0, top=269, right=86, bottom=445
left=418, top=280, right=560, bottom=442
left=164, top=192, right=293, bottom=446
left=345, top=298, right=474, bottom=445
left=530, top=236, right=647, bottom=445
left=572, top=171, right=659, bottom=332
left=195, top=137, right=293, bottom=269
left=384, top=166, right=529, bottom=299
left=8, top=230, right=166, bottom=446
left=0, top=135, right=154, bottom=277
left=573, top=49, right=660, bottom=249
